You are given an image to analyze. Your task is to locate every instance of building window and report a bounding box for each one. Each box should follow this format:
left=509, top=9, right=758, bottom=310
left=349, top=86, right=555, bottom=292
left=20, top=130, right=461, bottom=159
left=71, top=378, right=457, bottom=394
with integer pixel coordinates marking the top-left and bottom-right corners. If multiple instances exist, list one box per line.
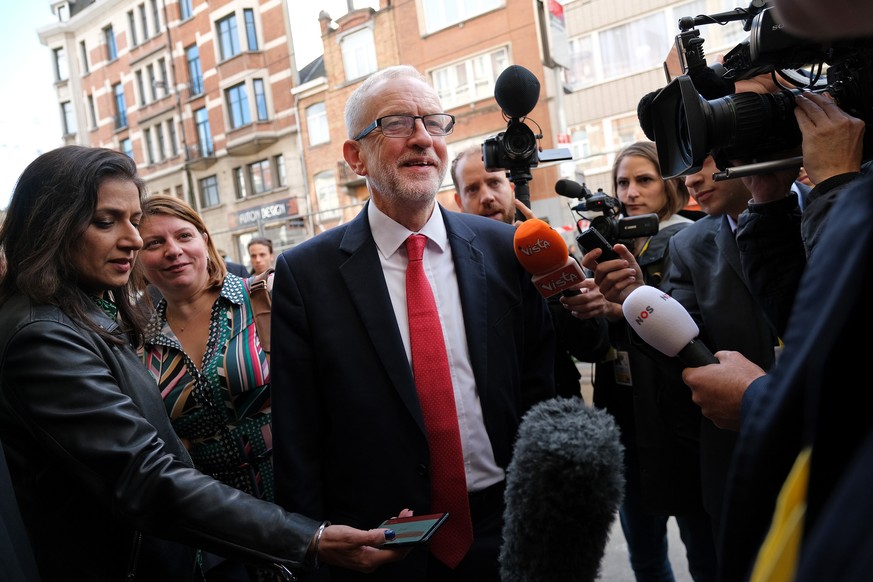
left=61, top=101, right=75, bottom=136
left=234, top=167, right=247, bottom=199
left=306, top=102, right=329, bottom=145
left=341, top=28, right=377, bottom=81
left=217, top=13, right=241, bottom=61
left=157, top=58, right=169, bottom=97
left=156, top=123, right=167, bottom=161
left=225, top=82, right=251, bottom=129
left=168, top=120, right=178, bottom=156
left=128, top=11, right=138, bottom=47
left=114, top=82, right=127, bottom=128
left=431, top=47, right=509, bottom=110
left=186, top=45, right=203, bottom=95
left=151, top=0, right=161, bottom=34
left=87, top=94, right=97, bottom=129
left=422, top=0, right=504, bottom=34
left=147, top=63, right=158, bottom=102
left=275, top=154, right=286, bottom=187
left=315, top=171, right=340, bottom=221
left=253, top=78, right=268, bottom=121
left=53, top=47, right=68, bottom=81
left=136, top=70, right=146, bottom=105
left=121, top=138, right=134, bottom=159
left=244, top=8, right=258, bottom=51
left=248, top=159, right=274, bottom=195
left=104, top=26, right=118, bottom=61
left=199, top=175, right=220, bottom=208
left=144, top=127, right=154, bottom=164
left=79, top=40, right=89, bottom=74
left=180, top=0, right=193, bottom=20
left=139, top=3, right=149, bottom=40
left=195, top=107, right=214, bottom=156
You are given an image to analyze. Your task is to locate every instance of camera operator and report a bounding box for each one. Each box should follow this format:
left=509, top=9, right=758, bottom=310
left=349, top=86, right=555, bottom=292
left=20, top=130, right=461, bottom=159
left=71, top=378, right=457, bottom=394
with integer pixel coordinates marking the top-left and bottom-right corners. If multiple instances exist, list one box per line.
left=569, top=141, right=718, bottom=582
left=450, top=145, right=611, bottom=400
left=677, top=1, right=873, bottom=578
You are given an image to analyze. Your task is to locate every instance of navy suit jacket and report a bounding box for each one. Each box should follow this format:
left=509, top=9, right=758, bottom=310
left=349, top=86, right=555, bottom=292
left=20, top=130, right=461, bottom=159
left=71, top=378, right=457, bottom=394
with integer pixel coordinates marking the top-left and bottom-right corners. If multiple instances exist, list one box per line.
left=663, top=214, right=779, bottom=538
left=720, top=174, right=873, bottom=581
left=270, top=203, right=555, bottom=581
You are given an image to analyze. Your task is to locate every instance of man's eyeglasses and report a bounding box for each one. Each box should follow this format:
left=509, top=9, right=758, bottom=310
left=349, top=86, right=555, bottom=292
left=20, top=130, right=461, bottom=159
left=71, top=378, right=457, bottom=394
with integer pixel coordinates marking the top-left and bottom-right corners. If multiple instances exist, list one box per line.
left=353, top=114, right=455, bottom=141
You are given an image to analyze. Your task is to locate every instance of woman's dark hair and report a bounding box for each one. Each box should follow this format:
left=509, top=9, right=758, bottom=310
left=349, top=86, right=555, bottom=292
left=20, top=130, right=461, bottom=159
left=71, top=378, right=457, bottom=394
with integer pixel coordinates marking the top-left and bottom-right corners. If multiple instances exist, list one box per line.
left=247, top=236, right=274, bottom=254
left=0, top=146, right=148, bottom=346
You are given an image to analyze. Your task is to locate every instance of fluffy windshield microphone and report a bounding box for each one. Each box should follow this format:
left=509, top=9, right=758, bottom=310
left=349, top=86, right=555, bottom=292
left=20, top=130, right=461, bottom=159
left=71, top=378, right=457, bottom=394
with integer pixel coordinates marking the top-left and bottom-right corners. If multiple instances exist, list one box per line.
left=622, top=285, right=718, bottom=367
left=500, top=397, right=624, bottom=581
left=514, top=218, right=584, bottom=298
left=636, top=90, right=659, bottom=141
left=494, top=65, right=541, bottom=119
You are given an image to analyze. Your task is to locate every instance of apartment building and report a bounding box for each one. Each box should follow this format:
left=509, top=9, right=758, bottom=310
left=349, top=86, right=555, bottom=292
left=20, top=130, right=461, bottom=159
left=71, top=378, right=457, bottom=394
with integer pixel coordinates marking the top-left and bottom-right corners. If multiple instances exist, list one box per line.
left=39, top=0, right=306, bottom=267
left=293, top=0, right=577, bottom=234
left=39, top=0, right=582, bottom=256
left=561, top=0, right=751, bottom=198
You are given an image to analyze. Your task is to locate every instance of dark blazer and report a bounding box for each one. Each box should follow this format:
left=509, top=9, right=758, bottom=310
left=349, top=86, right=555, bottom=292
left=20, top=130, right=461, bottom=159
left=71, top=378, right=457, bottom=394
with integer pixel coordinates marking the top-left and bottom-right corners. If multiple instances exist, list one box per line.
left=271, top=203, right=555, bottom=581
left=719, top=174, right=873, bottom=581
left=663, top=214, right=779, bottom=535
left=225, top=259, right=250, bottom=277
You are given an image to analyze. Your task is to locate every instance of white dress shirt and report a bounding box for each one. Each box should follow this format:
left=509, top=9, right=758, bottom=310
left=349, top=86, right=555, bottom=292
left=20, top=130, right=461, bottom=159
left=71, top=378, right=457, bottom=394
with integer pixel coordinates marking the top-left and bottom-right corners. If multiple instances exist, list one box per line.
left=368, top=201, right=504, bottom=492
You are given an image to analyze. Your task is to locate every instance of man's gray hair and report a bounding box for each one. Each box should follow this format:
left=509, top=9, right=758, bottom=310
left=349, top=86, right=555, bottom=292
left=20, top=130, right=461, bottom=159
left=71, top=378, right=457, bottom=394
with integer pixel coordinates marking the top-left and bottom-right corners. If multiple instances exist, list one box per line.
left=344, top=65, right=428, bottom=140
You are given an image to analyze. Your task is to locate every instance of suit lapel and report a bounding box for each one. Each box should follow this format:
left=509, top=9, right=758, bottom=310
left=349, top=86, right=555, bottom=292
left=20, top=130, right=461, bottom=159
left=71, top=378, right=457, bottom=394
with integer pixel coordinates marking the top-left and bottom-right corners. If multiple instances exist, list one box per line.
left=338, top=206, right=426, bottom=433
left=442, top=209, right=489, bottom=396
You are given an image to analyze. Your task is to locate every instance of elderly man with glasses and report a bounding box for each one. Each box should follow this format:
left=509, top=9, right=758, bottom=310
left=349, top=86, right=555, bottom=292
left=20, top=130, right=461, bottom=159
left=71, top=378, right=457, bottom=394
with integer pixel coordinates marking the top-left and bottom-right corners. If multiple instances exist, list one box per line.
left=270, top=65, right=556, bottom=582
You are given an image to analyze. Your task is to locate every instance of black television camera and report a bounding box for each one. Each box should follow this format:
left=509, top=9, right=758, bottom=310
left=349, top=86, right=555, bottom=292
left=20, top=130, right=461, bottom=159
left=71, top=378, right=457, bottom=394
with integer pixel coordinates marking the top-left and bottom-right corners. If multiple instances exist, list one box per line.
left=483, top=65, right=572, bottom=219
left=556, top=179, right=659, bottom=246
left=648, top=1, right=873, bottom=179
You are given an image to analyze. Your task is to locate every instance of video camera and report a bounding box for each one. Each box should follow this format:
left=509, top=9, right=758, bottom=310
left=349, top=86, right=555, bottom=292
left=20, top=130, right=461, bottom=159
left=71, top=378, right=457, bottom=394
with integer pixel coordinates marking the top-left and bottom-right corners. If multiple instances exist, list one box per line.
left=484, top=65, right=572, bottom=218
left=556, top=179, right=659, bottom=246
left=647, top=0, right=873, bottom=179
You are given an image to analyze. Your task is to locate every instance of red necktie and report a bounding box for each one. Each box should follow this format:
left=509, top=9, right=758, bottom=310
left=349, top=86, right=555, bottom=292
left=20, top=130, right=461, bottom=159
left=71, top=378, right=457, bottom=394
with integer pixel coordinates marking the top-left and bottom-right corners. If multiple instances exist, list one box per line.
left=405, top=234, right=473, bottom=568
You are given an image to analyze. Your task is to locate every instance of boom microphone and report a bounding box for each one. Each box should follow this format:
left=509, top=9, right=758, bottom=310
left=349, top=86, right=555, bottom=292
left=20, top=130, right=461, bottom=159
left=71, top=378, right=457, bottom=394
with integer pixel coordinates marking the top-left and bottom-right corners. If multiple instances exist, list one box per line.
left=622, top=285, right=719, bottom=367
left=555, top=178, right=588, bottom=199
left=494, top=65, right=541, bottom=119
left=514, top=218, right=584, bottom=298
left=500, top=397, right=624, bottom=582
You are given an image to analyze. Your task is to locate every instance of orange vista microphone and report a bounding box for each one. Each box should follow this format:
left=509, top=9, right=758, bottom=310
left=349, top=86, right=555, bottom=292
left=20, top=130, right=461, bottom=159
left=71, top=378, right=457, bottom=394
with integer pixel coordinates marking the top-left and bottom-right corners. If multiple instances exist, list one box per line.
left=513, top=218, right=585, bottom=298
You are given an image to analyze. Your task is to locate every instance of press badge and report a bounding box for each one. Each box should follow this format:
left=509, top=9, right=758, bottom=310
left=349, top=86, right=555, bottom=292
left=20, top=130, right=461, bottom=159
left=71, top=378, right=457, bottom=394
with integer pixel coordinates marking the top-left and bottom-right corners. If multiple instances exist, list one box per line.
left=613, top=349, right=632, bottom=386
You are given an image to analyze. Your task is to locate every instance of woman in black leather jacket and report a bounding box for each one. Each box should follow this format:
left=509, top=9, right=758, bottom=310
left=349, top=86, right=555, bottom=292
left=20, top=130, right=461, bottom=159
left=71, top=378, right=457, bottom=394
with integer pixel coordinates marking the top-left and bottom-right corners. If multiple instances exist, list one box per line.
left=0, top=146, right=405, bottom=581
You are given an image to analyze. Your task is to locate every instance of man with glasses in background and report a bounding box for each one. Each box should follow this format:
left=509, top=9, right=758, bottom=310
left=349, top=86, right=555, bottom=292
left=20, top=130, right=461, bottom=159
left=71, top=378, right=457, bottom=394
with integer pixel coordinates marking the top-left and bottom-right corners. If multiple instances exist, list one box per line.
left=270, top=65, right=555, bottom=582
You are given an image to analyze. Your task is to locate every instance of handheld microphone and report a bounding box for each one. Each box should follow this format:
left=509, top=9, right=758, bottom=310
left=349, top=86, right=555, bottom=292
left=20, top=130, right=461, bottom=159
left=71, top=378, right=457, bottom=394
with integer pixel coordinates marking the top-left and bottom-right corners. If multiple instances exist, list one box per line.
left=500, top=397, right=624, bottom=582
left=494, top=65, right=541, bottom=119
left=622, top=285, right=719, bottom=367
left=513, top=218, right=585, bottom=298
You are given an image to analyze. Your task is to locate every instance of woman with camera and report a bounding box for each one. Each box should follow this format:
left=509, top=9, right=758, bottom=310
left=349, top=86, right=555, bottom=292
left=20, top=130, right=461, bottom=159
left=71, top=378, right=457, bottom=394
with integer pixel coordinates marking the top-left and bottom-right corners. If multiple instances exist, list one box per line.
left=566, top=141, right=717, bottom=581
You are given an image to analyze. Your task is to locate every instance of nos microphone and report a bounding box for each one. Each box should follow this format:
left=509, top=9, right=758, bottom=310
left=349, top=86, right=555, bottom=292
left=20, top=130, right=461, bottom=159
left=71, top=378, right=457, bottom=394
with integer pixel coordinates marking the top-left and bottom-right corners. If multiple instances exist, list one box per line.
left=494, top=65, right=541, bottom=119
left=622, top=285, right=718, bottom=367
left=514, top=218, right=584, bottom=298
left=500, top=397, right=624, bottom=582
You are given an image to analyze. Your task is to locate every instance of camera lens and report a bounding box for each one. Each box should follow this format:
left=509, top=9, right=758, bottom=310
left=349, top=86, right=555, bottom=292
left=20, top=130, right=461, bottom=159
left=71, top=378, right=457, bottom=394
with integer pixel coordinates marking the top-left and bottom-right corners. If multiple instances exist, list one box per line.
left=502, top=121, right=538, bottom=162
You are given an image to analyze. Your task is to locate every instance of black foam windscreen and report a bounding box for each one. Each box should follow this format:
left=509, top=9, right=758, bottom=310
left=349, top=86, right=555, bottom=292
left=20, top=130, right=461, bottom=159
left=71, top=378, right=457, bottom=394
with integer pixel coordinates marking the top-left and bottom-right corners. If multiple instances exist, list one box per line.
left=494, top=65, right=541, bottom=119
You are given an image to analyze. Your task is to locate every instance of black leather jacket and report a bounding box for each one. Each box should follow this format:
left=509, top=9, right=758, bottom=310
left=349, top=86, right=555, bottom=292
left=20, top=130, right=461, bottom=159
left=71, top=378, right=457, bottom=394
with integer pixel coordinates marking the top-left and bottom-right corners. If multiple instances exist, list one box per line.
left=0, top=294, right=317, bottom=581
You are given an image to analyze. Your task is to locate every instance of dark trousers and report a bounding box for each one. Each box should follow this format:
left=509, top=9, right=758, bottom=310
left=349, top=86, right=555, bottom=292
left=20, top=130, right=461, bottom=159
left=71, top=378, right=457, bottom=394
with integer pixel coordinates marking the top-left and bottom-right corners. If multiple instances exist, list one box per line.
left=619, top=456, right=717, bottom=582
left=426, top=481, right=504, bottom=582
